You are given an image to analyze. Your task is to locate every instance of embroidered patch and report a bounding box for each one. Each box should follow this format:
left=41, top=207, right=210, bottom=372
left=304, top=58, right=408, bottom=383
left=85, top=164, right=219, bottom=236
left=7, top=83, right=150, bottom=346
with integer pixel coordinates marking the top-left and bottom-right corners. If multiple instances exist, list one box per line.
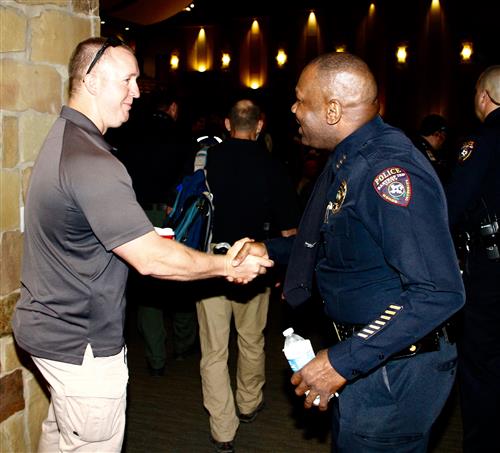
left=356, top=304, right=403, bottom=340
left=372, top=167, right=411, bottom=207
left=331, top=180, right=347, bottom=214
left=458, top=140, right=476, bottom=163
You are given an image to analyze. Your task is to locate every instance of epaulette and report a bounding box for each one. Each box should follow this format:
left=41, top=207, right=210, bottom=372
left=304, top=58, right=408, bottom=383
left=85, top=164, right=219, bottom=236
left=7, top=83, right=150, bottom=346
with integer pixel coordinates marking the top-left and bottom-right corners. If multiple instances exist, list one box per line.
left=458, top=139, right=476, bottom=163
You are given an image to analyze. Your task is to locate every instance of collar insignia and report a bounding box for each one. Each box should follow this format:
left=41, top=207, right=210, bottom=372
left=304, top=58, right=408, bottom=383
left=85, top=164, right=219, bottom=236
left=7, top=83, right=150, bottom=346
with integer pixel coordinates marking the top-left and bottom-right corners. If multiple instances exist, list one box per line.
left=373, top=167, right=412, bottom=207
left=331, top=180, right=347, bottom=214
left=458, top=140, right=476, bottom=163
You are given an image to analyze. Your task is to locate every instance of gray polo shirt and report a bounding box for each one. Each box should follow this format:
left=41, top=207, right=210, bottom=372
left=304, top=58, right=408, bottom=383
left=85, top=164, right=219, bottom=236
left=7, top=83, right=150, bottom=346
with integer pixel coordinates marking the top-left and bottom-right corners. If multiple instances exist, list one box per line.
left=12, top=106, right=153, bottom=365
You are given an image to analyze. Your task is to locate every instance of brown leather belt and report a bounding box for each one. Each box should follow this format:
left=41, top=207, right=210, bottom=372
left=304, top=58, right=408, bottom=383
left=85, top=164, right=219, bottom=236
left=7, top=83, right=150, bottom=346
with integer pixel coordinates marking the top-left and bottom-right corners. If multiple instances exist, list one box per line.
left=332, top=321, right=455, bottom=360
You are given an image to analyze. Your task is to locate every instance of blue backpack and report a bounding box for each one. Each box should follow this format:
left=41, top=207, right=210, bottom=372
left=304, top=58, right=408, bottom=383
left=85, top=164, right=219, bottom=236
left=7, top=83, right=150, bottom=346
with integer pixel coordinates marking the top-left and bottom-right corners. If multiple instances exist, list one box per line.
left=162, top=137, right=220, bottom=251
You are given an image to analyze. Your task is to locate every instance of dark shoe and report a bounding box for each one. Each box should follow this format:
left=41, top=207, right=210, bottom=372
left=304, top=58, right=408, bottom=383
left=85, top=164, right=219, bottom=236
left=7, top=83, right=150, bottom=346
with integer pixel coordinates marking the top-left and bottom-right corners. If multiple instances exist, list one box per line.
left=210, top=435, right=234, bottom=453
left=238, top=401, right=265, bottom=423
left=148, top=365, right=165, bottom=377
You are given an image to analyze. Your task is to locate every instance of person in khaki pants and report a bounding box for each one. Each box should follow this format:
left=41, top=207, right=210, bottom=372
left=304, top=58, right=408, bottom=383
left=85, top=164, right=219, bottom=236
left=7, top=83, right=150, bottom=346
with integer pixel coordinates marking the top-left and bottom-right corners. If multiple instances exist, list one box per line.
left=196, top=99, right=300, bottom=453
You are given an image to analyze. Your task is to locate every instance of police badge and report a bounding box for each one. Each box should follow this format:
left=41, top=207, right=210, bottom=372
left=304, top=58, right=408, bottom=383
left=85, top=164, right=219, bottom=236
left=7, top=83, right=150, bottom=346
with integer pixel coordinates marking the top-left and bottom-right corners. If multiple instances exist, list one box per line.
left=458, top=140, right=476, bottom=163
left=332, top=180, right=347, bottom=214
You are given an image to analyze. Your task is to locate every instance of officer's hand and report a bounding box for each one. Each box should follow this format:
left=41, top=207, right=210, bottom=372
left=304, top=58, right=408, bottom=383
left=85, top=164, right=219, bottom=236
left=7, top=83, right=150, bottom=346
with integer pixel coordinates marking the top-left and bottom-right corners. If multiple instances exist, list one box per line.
left=231, top=241, right=269, bottom=267
left=291, top=349, right=347, bottom=411
left=225, top=238, right=273, bottom=284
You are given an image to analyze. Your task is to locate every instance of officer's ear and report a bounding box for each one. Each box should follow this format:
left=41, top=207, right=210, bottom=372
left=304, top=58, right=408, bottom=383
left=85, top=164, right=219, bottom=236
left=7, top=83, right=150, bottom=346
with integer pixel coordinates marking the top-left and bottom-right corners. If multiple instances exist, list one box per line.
left=224, top=118, right=231, bottom=132
left=326, top=99, right=341, bottom=125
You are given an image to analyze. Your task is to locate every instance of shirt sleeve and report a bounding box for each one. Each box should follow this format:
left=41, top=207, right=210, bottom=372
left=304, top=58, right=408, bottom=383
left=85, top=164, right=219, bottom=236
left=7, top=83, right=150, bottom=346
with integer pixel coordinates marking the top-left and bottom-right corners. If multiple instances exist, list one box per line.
left=64, top=149, right=153, bottom=251
left=328, top=159, right=464, bottom=380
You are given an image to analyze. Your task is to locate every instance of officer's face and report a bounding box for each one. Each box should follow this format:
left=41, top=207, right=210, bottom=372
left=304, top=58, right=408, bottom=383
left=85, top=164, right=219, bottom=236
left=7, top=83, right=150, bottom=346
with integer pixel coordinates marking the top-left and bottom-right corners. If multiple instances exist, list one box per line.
left=291, top=65, right=331, bottom=150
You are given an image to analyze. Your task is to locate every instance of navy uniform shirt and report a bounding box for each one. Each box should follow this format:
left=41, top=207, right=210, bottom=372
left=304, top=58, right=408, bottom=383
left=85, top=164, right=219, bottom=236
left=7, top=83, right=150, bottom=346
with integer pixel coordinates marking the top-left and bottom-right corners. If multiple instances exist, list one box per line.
left=446, top=108, right=500, bottom=231
left=293, top=116, right=464, bottom=380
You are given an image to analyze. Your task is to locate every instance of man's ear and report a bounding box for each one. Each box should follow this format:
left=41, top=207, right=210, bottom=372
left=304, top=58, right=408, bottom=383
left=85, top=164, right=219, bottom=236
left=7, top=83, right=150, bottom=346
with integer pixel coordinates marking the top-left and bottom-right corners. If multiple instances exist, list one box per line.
left=168, top=102, right=178, bottom=120
left=256, top=119, right=264, bottom=134
left=326, top=100, right=341, bottom=125
left=83, top=73, right=99, bottom=96
left=224, top=118, right=231, bottom=132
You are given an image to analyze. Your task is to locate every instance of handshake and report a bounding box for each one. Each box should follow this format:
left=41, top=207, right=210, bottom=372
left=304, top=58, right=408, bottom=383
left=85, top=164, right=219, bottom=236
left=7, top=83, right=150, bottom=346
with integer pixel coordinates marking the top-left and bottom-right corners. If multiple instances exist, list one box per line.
left=224, top=239, right=271, bottom=284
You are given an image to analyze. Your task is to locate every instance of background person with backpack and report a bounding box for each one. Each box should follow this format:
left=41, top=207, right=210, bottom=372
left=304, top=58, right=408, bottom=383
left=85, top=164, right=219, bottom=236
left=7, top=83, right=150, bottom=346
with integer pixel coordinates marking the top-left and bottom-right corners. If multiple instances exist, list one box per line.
left=195, top=99, right=300, bottom=453
left=110, top=90, right=201, bottom=376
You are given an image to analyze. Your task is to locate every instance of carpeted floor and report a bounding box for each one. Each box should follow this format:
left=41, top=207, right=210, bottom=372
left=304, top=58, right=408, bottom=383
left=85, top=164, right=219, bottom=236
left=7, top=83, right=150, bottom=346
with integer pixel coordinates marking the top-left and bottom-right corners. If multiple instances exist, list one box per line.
left=122, top=289, right=463, bottom=453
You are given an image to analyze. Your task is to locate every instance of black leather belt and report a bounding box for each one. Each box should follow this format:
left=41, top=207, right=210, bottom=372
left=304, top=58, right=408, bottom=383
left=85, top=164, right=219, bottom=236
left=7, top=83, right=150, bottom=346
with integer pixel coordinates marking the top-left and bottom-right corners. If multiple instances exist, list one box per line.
left=332, top=321, right=455, bottom=360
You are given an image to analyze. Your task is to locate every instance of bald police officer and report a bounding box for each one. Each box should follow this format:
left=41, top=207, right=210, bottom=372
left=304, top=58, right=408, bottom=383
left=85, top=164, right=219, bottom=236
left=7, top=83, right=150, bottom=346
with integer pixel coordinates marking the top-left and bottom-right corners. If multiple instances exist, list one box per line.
left=236, top=52, right=465, bottom=452
left=445, top=65, right=500, bottom=453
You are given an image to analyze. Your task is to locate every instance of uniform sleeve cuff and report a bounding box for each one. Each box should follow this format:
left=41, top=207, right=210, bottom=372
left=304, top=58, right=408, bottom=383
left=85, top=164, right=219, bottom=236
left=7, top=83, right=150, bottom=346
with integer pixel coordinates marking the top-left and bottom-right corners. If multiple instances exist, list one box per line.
left=327, top=340, right=363, bottom=381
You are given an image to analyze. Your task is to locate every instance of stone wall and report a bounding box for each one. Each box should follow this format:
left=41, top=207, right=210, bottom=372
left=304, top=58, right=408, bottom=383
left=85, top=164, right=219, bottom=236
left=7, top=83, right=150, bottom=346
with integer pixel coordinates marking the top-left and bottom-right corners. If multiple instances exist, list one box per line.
left=0, top=1, right=99, bottom=450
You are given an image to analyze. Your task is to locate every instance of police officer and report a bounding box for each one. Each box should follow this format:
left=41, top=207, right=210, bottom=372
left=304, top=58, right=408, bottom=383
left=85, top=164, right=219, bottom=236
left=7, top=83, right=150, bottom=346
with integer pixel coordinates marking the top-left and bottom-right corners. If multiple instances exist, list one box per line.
left=411, top=113, right=451, bottom=182
left=234, top=52, right=465, bottom=452
left=445, top=65, right=500, bottom=453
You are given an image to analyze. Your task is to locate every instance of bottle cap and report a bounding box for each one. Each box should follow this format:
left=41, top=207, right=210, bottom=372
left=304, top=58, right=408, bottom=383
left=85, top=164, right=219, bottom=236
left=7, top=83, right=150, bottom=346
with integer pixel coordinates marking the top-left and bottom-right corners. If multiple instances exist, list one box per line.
left=283, top=327, right=294, bottom=337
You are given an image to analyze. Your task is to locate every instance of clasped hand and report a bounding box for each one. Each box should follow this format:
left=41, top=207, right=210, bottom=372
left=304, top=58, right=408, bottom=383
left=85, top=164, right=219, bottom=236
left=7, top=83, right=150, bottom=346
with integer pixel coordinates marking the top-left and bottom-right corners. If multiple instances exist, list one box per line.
left=225, top=238, right=273, bottom=284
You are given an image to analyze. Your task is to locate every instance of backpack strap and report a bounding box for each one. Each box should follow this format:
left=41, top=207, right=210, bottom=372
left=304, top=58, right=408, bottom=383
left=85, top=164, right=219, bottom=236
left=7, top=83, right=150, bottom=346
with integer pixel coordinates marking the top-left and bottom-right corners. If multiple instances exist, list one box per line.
left=194, top=146, right=208, bottom=172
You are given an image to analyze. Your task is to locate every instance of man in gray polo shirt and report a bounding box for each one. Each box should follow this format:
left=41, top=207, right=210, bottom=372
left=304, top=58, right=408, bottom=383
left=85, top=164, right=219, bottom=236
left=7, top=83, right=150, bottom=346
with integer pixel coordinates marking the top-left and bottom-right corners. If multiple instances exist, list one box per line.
left=11, top=36, right=272, bottom=453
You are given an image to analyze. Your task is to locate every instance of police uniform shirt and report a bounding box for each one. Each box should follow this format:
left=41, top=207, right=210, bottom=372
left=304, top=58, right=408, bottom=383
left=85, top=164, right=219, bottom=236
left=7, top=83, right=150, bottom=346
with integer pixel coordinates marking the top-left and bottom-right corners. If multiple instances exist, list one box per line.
left=317, top=116, right=464, bottom=380
left=446, top=108, right=500, bottom=231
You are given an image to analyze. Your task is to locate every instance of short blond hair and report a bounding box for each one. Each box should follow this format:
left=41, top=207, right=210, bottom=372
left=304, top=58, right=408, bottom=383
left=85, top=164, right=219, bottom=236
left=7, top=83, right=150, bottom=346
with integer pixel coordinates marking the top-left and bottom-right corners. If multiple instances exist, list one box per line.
left=68, top=37, right=133, bottom=95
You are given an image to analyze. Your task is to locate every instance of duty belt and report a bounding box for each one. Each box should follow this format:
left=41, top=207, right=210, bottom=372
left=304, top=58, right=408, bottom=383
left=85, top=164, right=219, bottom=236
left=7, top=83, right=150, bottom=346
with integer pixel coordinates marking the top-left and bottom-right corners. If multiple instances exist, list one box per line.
left=332, top=321, right=455, bottom=360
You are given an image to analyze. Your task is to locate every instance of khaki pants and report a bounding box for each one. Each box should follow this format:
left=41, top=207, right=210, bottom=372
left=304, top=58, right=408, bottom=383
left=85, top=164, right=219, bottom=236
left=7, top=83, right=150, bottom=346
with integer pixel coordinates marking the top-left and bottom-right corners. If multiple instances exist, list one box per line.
left=32, top=344, right=128, bottom=453
left=196, top=287, right=270, bottom=442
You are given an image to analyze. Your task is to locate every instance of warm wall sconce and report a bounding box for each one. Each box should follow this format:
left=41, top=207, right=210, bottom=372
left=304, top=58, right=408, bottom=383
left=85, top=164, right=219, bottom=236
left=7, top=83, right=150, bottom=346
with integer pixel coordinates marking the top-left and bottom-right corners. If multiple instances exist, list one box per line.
left=241, top=18, right=266, bottom=89
left=460, top=41, right=473, bottom=63
left=431, top=0, right=441, bottom=13
left=251, top=19, right=259, bottom=34
left=170, top=53, right=179, bottom=70
left=192, top=27, right=212, bottom=72
left=221, top=52, right=231, bottom=69
left=307, top=11, right=317, bottom=35
left=249, top=79, right=261, bottom=90
left=276, top=49, right=287, bottom=67
left=396, top=45, right=408, bottom=64
left=335, top=45, right=346, bottom=53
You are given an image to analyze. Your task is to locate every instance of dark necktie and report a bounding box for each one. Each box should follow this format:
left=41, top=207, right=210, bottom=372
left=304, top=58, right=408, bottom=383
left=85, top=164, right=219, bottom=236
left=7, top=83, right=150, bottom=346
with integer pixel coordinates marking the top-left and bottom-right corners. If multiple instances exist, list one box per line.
left=283, top=154, right=335, bottom=307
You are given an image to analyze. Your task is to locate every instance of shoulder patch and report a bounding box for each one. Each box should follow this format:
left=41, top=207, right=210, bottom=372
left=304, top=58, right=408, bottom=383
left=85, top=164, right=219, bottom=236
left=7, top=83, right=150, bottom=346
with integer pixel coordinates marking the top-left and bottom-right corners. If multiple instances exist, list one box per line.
left=458, top=140, right=476, bottom=163
left=372, top=167, right=412, bottom=207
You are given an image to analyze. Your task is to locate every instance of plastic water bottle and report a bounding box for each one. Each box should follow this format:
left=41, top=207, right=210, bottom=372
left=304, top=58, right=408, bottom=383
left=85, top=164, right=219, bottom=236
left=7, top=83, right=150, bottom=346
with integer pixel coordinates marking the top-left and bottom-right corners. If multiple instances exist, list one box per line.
left=282, top=328, right=337, bottom=405
left=282, top=327, right=316, bottom=371
left=282, top=328, right=321, bottom=405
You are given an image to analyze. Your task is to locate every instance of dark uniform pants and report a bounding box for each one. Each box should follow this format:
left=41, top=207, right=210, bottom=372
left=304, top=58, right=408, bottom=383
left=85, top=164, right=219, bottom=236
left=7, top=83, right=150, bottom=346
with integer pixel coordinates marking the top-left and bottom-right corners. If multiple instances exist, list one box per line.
left=332, top=337, right=457, bottom=453
left=459, top=249, right=500, bottom=453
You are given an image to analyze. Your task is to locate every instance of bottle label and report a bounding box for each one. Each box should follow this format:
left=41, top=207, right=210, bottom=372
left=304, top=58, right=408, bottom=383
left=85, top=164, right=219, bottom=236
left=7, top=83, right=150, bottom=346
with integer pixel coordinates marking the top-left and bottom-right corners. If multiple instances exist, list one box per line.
left=284, top=339, right=315, bottom=371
